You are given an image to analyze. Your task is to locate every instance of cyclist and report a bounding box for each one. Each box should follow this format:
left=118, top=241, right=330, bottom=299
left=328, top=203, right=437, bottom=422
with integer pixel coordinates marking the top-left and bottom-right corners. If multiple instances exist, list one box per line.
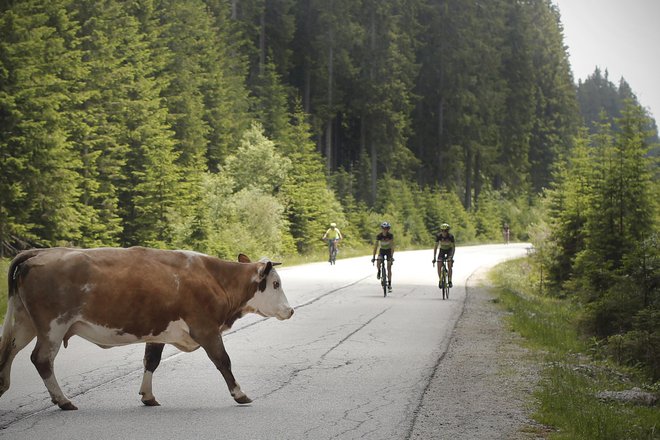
left=372, top=222, right=394, bottom=292
left=433, top=223, right=455, bottom=288
left=322, top=222, right=343, bottom=262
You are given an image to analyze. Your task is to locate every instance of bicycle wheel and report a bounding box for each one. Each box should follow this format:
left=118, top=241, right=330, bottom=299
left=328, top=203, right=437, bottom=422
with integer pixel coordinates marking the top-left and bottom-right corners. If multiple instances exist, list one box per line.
left=442, top=266, right=449, bottom=300
left=330, top=246, right=337, bottom=264
left=381, top=261, right=388, bottom=297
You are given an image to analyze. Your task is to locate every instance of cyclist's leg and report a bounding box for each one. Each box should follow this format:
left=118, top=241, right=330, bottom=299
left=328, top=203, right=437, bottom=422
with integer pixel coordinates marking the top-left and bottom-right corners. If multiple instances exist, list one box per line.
left=386, top=251, right=392, bottom=287
left=447, top=256, right=453, bottom=287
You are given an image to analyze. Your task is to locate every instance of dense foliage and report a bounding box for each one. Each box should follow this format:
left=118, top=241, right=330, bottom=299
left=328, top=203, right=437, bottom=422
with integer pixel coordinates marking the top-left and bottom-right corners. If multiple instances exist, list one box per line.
left=1, top=0, right=578, bottom=257
left=534, top=102, right=659, bottom=379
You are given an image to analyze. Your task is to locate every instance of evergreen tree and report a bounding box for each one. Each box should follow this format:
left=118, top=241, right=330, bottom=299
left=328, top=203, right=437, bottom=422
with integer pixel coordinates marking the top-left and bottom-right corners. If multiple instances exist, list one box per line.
left=0, top=0, right=85, bottom=252
left=203, top=0, right=254, bottom=171
left=496, top=0, right=535, bottom=193
left=79, top=0, right=181, bottom=247
left=527, top=0, right=579, bottom=192
left=545, top=128, right=593, bottom=288
left=571, top=103, right=656, bottom=333
left=281, top=102, right=349, bottom=252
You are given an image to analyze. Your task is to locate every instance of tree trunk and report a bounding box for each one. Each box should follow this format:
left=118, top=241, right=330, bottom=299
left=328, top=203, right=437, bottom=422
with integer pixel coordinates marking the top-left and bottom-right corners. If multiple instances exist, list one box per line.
left=464, top=145, right=472, bottom=209
left=370, top=133, right=377, bottom=205
left=437, top=97, right=444, bottom=185
left=302, top=0, right=311, bottom=113
left=325, top=25, right=334, bottom=171
left=474, top=149, right=482, bottom=206
left=259, top=9, right=266, bottom=75
left=369, top=5, right=377, bottom=202
left=325, top=118, right=333, bottom=170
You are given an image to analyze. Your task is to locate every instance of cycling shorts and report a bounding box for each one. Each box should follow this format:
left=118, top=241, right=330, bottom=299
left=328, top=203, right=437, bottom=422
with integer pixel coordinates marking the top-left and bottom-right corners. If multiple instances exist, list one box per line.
left=438, top=249, right=454, bottom=262
left=378, top=249, right=393, bottom=260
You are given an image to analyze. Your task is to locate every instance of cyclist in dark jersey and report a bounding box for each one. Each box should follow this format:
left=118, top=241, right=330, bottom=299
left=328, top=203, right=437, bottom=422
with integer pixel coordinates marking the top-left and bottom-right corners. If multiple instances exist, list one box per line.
left=433, top=223, right=455, bottom=288
left=371, top=221, right=394, bottom=292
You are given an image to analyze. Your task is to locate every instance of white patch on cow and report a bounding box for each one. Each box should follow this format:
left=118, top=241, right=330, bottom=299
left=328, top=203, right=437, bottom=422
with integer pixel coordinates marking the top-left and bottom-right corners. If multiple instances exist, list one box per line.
left=57, top=319, right=200, bottom=352
left=49, top=316, right=77, bottom=345
left=245, top=269, right=294, bottom=321
left=80, top=283, right=94, bottom=294
left=139, top=371, right=155, bottom=401
left=172, top=273, right=180, bottom=291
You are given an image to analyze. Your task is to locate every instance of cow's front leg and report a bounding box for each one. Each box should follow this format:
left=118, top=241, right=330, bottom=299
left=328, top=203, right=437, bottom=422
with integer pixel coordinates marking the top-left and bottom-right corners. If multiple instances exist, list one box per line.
left=198, top=332, right=251, bottom=404
left=139, top=342, right=165, bottom=406
left=31, top=336, right=76, bottom=410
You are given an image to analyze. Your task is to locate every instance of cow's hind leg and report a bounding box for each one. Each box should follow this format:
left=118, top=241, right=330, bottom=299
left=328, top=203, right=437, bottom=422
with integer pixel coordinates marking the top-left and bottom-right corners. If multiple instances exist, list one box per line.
left=197, top=331, right=251, bottom=404
left=139, top=342, right=164, bottom=406
left=31, top=335, right=76, bottom=410
left=0, top=296, right=37, bottom=396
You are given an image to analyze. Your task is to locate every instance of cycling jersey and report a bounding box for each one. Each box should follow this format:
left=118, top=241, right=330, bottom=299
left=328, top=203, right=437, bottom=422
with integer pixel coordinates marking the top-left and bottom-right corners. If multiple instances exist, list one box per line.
left=435, top=232, right=455, bottom=253
left=376, top=232, right=394, bottom=250
left=324, top=228, right=342, bottom=240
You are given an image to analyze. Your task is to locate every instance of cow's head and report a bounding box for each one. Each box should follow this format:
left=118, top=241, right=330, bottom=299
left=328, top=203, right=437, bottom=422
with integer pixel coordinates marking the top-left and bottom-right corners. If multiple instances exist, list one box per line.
left=238, top=254, right=294, bottom=321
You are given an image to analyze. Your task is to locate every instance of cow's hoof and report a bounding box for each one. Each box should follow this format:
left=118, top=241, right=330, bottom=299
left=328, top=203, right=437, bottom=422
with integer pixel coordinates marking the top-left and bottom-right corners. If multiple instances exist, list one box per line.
left=235, top=395, right=252, bottom=405
left=59, top=402, right=78, bottom=411
left=142, top=398, right=160, bottom=407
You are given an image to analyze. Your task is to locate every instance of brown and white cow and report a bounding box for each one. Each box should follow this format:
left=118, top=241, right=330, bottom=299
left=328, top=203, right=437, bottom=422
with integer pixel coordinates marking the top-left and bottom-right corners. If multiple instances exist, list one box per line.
left=0, top=247, right=293, bottom=410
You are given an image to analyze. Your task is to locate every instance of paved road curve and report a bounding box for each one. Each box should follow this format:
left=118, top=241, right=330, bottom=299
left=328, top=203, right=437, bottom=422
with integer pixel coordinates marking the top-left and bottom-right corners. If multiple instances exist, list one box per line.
left=0, top=244, right=529, bottom=439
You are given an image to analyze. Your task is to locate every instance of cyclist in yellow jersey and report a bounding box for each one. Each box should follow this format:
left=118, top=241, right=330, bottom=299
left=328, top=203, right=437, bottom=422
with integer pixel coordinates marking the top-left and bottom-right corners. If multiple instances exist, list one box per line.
left=371, top=222, right=394, bottom=291
left=433, top=223, right=455, bottom=288
left=322, top=223, right=342, bottom=262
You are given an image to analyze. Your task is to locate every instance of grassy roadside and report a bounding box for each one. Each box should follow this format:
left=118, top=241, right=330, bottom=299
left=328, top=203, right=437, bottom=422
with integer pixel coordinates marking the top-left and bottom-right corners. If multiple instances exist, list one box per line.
left=490, top=258, right=659, bottom=440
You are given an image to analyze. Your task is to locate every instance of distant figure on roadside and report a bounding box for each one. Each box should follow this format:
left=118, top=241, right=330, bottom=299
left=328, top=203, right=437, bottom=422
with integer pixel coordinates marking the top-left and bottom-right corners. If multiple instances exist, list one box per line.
left=503, top=223, right=510, bottom=244
left=433, top=223, right=455, bottom=288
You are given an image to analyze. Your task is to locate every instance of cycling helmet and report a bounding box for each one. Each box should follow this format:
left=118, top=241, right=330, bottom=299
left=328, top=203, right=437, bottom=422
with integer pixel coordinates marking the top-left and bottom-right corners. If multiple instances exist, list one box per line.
left=381, top=221, right=391, bottom=229
left=330, top=222, right=337, bottom=227
left=440, top=223, right=450, bottom=231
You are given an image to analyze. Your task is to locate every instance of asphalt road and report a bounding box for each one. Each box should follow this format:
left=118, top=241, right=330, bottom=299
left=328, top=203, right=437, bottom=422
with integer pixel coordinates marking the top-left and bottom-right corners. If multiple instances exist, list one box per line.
left=0, top=243, right=529, bottom=440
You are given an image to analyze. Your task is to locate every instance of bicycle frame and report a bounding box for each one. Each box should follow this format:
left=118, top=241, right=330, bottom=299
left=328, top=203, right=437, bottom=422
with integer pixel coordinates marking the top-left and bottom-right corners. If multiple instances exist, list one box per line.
left=327, top=239, right=338, bottom=265
left=439, top=258, right=449, bottom=300
left=434, top=256, right=450, bottom=300
left=376, top=255, right=391, bottom=297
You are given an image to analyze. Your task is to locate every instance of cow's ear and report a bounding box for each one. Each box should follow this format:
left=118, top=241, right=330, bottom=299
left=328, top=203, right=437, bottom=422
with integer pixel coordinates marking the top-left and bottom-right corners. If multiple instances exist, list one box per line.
left=238, top=253, right=251, bottom=263
left=258, top=261, right=273, bottom=279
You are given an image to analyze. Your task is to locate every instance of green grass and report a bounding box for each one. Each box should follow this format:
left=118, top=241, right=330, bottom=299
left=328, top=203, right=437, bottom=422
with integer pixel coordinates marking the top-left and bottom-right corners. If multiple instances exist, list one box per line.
left=490, top=259, right=660, bottom=440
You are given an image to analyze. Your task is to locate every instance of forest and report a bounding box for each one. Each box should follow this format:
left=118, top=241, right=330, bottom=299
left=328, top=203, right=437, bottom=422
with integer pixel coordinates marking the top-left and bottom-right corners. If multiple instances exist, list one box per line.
left=0, top=1, right=658, bottom=376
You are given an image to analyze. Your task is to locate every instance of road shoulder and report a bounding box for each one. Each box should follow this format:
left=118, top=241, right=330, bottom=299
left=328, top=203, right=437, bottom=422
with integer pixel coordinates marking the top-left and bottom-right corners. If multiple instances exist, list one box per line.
left=409, top=270, right=542, bottom=439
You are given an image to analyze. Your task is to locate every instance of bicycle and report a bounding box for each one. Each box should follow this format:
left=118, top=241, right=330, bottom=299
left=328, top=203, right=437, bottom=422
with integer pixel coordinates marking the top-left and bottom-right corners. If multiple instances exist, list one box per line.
left=373, top=256, right=391, bottom=297
left=326, top=239, right=338, bottom=265
left=433, top=257, right=450, bottom=300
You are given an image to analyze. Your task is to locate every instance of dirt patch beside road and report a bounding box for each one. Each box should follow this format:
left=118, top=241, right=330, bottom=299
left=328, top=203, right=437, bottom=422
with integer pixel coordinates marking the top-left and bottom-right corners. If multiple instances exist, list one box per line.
left=408, top=271, right=543, bottom=439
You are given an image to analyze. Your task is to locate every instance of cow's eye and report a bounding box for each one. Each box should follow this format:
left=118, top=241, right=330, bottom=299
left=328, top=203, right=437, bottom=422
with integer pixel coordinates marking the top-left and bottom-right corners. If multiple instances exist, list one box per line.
left=273, top=281, right=280, bottom=289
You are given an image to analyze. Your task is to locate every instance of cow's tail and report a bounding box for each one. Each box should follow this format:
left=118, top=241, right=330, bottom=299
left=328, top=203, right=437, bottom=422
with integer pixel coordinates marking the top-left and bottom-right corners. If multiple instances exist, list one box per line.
left=7, top=249, right=40, bottom=298
left=2, top=250, right=39, bottom=344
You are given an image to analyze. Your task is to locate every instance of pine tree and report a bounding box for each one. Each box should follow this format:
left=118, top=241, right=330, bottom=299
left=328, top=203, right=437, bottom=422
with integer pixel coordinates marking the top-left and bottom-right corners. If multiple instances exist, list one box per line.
left=0, top=0, right=86, bottom=252
left=203, top=0, right=253, bottom=171
left=527, top=0, right=579, bottom=192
